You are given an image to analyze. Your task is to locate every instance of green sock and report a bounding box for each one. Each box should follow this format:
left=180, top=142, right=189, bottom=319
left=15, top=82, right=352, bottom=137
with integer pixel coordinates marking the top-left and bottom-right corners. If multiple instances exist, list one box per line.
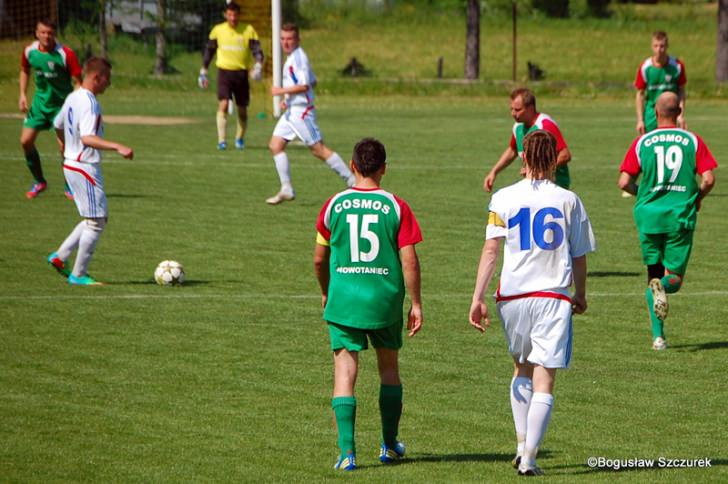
left=662, top=274, right=682, bottom=294
left=645, top=287, right=664, bottom=339
left=25, top=147, right=44, bottom=183
left=379, top=384, right=403, bottom=447
left=332, top=396, right=356, bottom=458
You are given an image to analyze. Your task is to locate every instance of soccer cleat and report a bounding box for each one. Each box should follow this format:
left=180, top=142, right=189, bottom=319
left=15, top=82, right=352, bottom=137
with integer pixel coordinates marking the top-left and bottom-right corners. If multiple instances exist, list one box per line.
left=26, top=181, right=47, bottom=199
left=235, top=138, right=245, bottom=150
left=652, top=336, right=668, bottom=351
left=47, top=252, right=70, bottom=278
left=265, top=189, right=295, bottom=205
left=217, top=141, right=227, bottom=151
left=64, top=189, right=74, bottom=201
left=649, top=278, right=668, bottom=320
left=334, top=453, right=356, bottom=471
left=518, top=465, right=544, bottom=476
left=68, top=274, right=104, bottom=286
left=512, top=456, right=522, bottom=469
left=380, top=441, right=405, bottom=463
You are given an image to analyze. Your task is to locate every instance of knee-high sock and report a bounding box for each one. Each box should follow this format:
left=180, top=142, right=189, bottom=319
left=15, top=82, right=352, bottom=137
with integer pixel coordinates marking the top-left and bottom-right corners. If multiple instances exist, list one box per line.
left=235, top=109, right=247, bottom=140
left=523, top=392, right=554, bottom=467
left=57, top=221, right=86, bottom=261
left=273, top=152, right=292, bottom=187
left=511, top=377, right=533, bottom=457
left=325, top=153, right=354, bottom=185
left=25, top=147, right=44, bottom=183
left=71, top=219, right=105, bottom=277
left=332, top=396, right=356, bottom=458
left=216, top=111, right=227, bottom=143
left=379, top=384, right=402, bottom=447
left=645, top=287, right=664, bottom=339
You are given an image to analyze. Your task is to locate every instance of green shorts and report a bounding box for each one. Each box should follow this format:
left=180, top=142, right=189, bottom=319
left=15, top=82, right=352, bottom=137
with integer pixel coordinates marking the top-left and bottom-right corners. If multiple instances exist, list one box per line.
left=639, top=229, right=694, bottom=275
left=328, top=320, right=403, bottom=352
left=23, top=101, right=62, bottom=130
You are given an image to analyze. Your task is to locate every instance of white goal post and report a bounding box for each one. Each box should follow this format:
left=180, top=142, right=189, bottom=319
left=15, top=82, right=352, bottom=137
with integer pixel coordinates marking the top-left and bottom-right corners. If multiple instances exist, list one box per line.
left=271, top=0, right=281, bottom=118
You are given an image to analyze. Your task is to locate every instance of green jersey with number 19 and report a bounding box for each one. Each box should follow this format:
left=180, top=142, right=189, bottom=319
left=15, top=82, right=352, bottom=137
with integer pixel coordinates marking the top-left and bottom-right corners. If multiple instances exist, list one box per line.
left=619, top=127, right=717, bottom=234
left=316, top=187, right=422, bottom=329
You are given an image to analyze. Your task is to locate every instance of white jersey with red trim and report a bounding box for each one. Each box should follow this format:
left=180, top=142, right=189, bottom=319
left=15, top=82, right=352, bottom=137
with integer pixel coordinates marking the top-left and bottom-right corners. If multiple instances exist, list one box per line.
left=486, top=179, right=596, bottom=298
left=282, top=46, right=315, bottom=108
left=53, top=87, right=104, bottom=164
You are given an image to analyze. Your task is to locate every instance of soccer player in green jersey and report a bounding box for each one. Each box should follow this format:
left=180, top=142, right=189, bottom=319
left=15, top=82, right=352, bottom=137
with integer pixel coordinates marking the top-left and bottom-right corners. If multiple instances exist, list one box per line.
left=19, top=18, right=82, bottom=199
left=634, top=31, right=687, bottom=135
left=618, top=92, right=716, bottom=350
left=314, top=138, right=423, bottom=471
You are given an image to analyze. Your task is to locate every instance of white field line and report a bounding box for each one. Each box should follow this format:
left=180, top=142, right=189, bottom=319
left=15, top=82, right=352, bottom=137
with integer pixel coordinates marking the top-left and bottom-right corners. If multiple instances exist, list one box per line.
left=0, top=291, right=727, bottom=301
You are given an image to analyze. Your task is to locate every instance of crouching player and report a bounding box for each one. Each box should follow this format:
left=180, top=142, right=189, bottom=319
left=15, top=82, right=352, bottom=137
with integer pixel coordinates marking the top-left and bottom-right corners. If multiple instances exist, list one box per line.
left=469, top=130, right=596, bottom=476
left=48, top=57, right=133, bottom=285
left=314, top=138, right=423, bottom=470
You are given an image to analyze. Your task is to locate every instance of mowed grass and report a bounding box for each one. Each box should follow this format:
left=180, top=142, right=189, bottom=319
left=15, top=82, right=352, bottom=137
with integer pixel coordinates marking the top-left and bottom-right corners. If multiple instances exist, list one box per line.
left=1, top=92, right=727, bottom=482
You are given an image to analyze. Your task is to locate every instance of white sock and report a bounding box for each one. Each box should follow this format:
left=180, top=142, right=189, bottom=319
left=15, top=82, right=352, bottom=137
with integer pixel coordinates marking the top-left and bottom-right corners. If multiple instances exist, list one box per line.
left=57, top=221, right=86, bottom=261
left=273, top=152, right=291, bottom=186
left=325, top=152, right=353, bottom=184
left=522, top=392, right=554, bottom=468
left=71, top=219, right=105, bottom=277
left=510, top=377, right=533, bottom=457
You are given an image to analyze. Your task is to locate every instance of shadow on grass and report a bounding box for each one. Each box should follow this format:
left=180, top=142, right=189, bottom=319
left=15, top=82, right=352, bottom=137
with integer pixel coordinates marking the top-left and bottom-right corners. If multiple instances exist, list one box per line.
left=588, top=271, right=641, bottom=278
left=106, top=193, right=152, bottom=199
left=670, top=341, right=728, bottom=352
left=399, top=449, right=554, bottom=465
left=111, top=279, right=213, bottom=286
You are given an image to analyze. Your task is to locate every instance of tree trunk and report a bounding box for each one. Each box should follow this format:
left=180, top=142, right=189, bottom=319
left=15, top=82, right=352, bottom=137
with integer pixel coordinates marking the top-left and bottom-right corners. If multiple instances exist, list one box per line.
left=718, top=0, right=728, bottom=81
left=154, top=0, right=168, bottom=75
left=465, top=0, right=480, bottom=80
left=98, top=0, right=107, bottom=59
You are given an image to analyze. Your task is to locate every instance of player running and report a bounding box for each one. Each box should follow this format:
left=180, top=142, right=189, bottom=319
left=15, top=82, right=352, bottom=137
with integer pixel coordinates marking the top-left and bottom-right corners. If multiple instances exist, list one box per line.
left=314, top=138, right=423, bottom=471
left=470, top=130, right=596, bottom=476
left=19, top=18, right=81, bottom=199
left=618, top=92, right=716, bottom=350
left=266, top=23, right=354, bottom=205
left=484, top=88, right=572, bottom=191
left=634, top=31, right=686, bottom=135
left=48, top=57, right=134, bottom=285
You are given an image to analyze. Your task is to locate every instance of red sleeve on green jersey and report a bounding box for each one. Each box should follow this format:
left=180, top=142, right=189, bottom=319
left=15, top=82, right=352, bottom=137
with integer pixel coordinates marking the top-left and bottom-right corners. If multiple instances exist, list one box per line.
left=315, top=196, right=335, bottom=241
left=695, top=135, right=717, bottom=174
left=619, top=137, right=642, bottom=176
left=541, top=118, right=568, bottom=152
left=677, top=59, right=687, bottom=86
left=63, top=46, right=82, bottom=78
left=20, top=48, right=30, bottom=70
left=394, top=196, right=423, bottom=248
left=509, top=133, right=517, bottom=150
left=634, top=66, right=646, bottom=90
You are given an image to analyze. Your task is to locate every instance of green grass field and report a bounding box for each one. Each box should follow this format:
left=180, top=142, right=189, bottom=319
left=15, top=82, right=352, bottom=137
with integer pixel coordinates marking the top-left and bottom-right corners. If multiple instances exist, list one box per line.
left=1, top=90, right=727, bottom=481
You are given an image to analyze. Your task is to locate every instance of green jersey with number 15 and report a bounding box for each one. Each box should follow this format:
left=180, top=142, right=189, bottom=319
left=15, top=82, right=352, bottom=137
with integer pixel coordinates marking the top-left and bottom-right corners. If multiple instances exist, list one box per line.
left=316, top=187, right=422, bottom=329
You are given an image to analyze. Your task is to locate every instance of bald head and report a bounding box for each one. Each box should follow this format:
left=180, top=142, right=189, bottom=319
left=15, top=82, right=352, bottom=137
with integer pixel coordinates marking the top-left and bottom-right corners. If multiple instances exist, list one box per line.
left=655, top=92, right=681, bottom=125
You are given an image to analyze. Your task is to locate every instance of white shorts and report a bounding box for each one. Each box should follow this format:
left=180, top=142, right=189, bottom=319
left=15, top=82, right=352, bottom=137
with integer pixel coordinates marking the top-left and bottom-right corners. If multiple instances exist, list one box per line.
left=63, top=160, right=107, bottom=219
left=496, top=296, right=573, bottom=369
left=272, top=106, right=322, bottom=146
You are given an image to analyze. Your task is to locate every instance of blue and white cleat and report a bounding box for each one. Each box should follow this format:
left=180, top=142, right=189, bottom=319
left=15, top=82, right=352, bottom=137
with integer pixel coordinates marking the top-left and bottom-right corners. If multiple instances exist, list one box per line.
left=334, top=453, right=356, bottom=471
left=379, top=441, right=405, bottom=463
left=235, top=138, right=245, bottom=150
left=47, top=252, right=70, bottom=278
left=68, top=274, right=104, bottom=286
left=217, top=141, right=227, bottom=151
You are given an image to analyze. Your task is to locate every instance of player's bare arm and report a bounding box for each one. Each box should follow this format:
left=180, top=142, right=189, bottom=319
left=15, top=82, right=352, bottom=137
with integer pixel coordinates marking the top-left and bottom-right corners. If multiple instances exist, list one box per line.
left=556, top=147, right=571, bottom=167
left=54, top=128, right=65, bottom=156
left=80, top=135, right=134, bottom=159
left=271, top=84, right=309, bottom=96
left=617, top=171, right=638, bottom=195
left=571, top=255, right=588, bottom=314
left=484, top=146, right=518, bottom=192
left=469, top=237, right=501, bottom=332
left=677, top=86, right=687, bottom=129
left=19, top=68, right=29, bottom=112
left=635, top=89, right=646, bottom=134
left=313, top=242, right=331, bottom=308
left=400, top=245, right=422, bottom=337
left=697, top=169, right=716, bottom=207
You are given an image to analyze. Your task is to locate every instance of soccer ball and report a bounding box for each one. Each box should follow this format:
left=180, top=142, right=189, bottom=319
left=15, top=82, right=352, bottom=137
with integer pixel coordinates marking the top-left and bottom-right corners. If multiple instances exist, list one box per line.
left=154, top=260, right=185, bottom=286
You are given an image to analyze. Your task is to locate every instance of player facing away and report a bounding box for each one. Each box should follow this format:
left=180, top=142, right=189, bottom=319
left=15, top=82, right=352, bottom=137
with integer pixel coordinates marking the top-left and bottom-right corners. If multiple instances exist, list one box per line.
left=484, top=88, right=572, bottom=192
left=618, top=92, right=716, bottom=350
left=19, top=18, right=82, bottom=199
left=634, top=31, right=687, bottom=135
left=470, top=130, right=596, bottom=476
left=48, top=57, right=134, bottom=285
left=314, top=138, right=423, bottom=471
left=198, top=2, right=264, bottom=150
left=266, top=23, right=354, bottom=205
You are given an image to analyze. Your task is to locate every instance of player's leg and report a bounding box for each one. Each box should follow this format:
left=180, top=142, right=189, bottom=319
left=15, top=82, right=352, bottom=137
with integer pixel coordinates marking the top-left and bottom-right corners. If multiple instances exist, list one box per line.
left=640, top=232, right=670, bottom=347
left=48, top=220, right=86, bottom=278
left=510, top=360, right=534, bottom=469
left=68, top=217, right=106, bottom=285
left=20, top=126, right=47, bottom=198
left=519, top=365, right=556, bottom=476
left=215, top=70, right=232, bottom=149
left=309, top=141, right=355, bottom=187
left=266, top=127, right=295, bottom=204
left=375, top=342, right=406, bottom=463
left=232, top=72, right=250, bottom=149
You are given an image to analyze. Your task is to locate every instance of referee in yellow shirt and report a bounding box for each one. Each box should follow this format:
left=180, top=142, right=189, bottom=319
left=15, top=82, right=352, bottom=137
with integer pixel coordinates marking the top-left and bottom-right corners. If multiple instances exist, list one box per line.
left=198, top=2, right=264, bottom=150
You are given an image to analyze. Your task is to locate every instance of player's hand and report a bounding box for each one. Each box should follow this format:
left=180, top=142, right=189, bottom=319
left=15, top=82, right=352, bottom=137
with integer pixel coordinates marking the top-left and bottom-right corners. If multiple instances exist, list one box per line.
left=677, top=114, right=687, bottom=130
left=571, top=294, right=587, bottom=314
left=117, top=145, right=134, bottom=159
left=321, top=294, right=328, bottom=309
left=483, top=172, right=496, bottom=192
left=19, top=95, right=28, bottom=113
left=636, top=120, right=645, bottom=135
left=469, top=300, right=490, bottom=333
left=407, top=304, right=423, bottom=336
left=198, top=68, right=208, bottom=89
left=251, top=62, right=263, bottom=81
left=271, top=86, right=285, bottom=96
left=279, top=100, right=287, bottom=111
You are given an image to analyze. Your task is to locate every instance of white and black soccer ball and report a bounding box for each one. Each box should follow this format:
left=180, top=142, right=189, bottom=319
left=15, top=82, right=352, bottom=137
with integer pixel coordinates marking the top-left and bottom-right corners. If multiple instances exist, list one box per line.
left=154, top=260, right=185, bottom=286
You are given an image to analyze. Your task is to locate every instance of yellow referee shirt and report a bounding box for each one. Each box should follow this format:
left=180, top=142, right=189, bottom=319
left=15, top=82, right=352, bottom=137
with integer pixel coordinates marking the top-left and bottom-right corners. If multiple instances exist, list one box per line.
left=209, top=22, right=259, bottom=71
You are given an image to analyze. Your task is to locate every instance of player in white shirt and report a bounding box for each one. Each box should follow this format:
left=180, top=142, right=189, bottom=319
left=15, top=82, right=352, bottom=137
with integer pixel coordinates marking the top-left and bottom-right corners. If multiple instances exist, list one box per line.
left=47, top=57, right=133, bottom=285
left=469, top=130, right=596, bottom=476
left=266, top=23, right=354, bottom=205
